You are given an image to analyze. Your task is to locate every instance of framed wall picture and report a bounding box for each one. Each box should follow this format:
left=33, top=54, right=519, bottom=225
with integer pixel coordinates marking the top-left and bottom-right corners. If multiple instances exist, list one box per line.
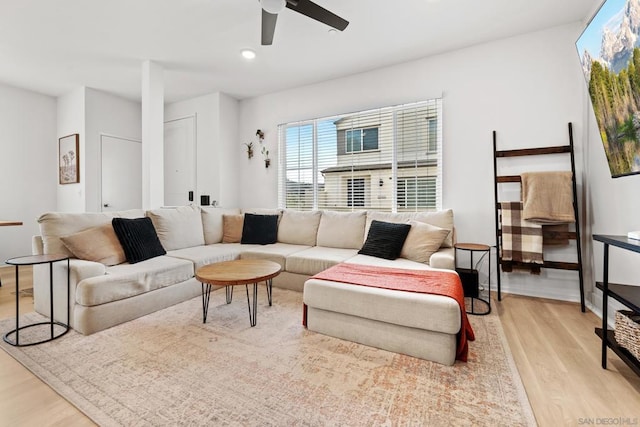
left=59, top=134, right=79, bottom=184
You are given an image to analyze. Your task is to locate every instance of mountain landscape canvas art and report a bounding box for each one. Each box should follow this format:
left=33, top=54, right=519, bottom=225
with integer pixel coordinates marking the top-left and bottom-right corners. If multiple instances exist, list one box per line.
left=578, top=0, right=640, bottom=177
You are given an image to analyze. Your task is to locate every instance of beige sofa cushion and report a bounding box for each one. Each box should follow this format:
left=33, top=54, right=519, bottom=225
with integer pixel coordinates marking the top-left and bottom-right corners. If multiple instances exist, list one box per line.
left=400, top=221, right=450, bottom=264
left=316, top=210, right=366, bottom=249
left=167, top=244, right=242, bottom=270
left=241, top=208, right=283, bottom=219
left=222, top=214, right=244, bottom=243
left=286, top=246, right=359, bottom=276
left=77, top=256, right=194, bottom=307
left=240, top=243, right=311, bottom=270
left=147, top=206, right=205, bottom=251
left=277, top=210, right=321, bottom=246
left=414, top=209, right=454, bottom=247
left=303, top=279, right=461, bottom=334
left=60, top=223, right=125, bottom=266
left=364, top=211, right=415, bottom=238
left=345, top=253, right=432, bottom=271
left=201, top=207, right=241, bottom=244
left=364, top=209, right=454, bottom=248
left=38, top=209, right=145, bottom=256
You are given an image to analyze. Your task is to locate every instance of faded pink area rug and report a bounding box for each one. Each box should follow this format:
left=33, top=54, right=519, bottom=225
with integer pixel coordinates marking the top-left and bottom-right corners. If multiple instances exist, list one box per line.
left=0, top=288, right=535, bottom=426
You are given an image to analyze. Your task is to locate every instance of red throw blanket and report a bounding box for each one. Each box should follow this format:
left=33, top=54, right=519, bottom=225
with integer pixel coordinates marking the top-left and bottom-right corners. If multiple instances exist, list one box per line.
left=306, top=263, right=475, bottom=362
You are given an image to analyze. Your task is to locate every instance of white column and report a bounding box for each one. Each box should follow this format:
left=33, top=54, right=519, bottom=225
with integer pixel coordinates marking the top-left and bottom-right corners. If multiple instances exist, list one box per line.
left=141, top=60, right=164, bottom=209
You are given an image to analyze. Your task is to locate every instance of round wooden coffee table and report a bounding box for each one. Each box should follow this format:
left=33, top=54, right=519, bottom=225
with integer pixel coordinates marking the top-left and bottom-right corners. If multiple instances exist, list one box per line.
left=195, top=259, right=281, bottom=327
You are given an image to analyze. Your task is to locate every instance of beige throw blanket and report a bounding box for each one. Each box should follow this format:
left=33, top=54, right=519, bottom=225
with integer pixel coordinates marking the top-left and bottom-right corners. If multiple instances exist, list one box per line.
left=521, top=171, right=575, bottom=224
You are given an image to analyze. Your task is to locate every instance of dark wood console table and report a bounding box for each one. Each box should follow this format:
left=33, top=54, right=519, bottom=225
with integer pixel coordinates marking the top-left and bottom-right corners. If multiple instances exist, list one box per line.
left=0, top=221, right=23, bottom=287
left=593, top=234, right=640, bottom=376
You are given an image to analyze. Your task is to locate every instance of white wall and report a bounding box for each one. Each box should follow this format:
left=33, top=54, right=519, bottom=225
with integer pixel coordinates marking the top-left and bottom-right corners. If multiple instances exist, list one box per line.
left=57, top=87, right=142, bottom=212
left=165, top=92, right=239, bottom=208
left=85, top=88, right=141, bottom=212
left=218, top=93, right=240, bottom=208
left=238, top=23, right=593, bottom=304
left=57, top=87, right=85, bottom=212
left=0, top=83, right=57, bottom=263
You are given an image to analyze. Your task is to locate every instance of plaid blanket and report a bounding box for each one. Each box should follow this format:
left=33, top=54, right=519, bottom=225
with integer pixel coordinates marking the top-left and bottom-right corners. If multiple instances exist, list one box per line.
left=500, top=202, right=543, bottom=267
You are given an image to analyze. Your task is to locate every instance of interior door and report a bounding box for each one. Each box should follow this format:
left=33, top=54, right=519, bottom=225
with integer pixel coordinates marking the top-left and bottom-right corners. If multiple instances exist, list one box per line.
left=101, top=135, right=142, bottom=212
left=164, top=116, right=196, bottom=206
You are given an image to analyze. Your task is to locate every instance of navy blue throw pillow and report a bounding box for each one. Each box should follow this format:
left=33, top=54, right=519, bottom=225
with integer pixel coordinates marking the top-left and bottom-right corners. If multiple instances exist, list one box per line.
left=112, top=217, right=166, bottom=264
left=358, top=220, right=411, bottom=260
left=241, top=213, right=279, bottom=245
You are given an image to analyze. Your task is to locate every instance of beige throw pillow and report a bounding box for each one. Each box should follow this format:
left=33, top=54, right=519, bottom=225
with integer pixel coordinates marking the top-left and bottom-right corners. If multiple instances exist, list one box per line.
left=222, top=214, right=244, bottom=243
left=400, top=221, right=450, bottom=264
left=60, top=223, right=126, bottom=266
left=201, top=207, right=241, bottom=244
left=414, top=209, right=454, bottom=247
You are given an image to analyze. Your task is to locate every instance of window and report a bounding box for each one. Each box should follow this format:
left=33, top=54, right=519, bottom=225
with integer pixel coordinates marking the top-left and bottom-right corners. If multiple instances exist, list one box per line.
left=397, top=177, right=436, bottom=210
left=278, top=99, right=442, bottom=212
left=346, top=128, right=379, bottom=153
left=347, top=178, right=365, bottom=207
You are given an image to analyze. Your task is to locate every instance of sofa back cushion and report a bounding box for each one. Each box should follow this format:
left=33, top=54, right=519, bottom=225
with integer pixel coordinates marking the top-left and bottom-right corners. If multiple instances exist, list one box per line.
left=241, top=208, right=283, bottom=219
left=364, top=211, right=414, bottom=237
left=316, top=210, right=366, bottom=249
left=38, top=209, right=145, bottom=256
left=277, top=210, right=321, bottom=246
left=365, top=209, right=455, bottom=248
left=146, top=205, right=205, bottom=251
left=201, top=207, right=241, bottom=244
left=414, top=209, right=454, bottom=248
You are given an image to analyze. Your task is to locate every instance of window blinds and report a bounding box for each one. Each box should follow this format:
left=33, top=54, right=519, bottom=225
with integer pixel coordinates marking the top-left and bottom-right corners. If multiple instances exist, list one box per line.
left=278, top=99, right=442, bottom=212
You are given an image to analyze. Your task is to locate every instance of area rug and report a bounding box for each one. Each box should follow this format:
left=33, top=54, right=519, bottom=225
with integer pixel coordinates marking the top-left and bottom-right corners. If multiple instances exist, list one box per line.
left=0, top=288, right=536, bottom=426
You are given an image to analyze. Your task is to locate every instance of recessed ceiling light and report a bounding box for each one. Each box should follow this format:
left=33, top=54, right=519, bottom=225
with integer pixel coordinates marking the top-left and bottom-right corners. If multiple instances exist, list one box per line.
left=328, top=28, right=338, bottom=35
left=241, top=49, right=256, bottom=60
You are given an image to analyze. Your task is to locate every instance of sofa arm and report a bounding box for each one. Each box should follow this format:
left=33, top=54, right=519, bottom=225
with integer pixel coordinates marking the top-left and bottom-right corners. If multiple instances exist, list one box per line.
left=429, top=247, right=455, bottom=270
left=33, top=259, right=106, bottom=326
left=32, top=235, right=44, bottom=255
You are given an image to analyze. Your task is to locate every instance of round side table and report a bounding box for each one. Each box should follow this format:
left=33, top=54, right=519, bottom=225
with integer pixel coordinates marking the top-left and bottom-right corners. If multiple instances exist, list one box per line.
left=3, top=254, right=70, bottom=346
left=454, top=243, right=492, bottom=315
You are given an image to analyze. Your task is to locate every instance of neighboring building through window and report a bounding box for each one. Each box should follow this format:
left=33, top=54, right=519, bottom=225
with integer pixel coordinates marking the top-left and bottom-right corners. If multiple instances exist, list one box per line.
left=346, top=128, right=379, bottom=153
left=397, top=177, right=436, bottom=209
left=278, top=99, right=442, bottom=212
left=347, top=178, right=366, bottom=207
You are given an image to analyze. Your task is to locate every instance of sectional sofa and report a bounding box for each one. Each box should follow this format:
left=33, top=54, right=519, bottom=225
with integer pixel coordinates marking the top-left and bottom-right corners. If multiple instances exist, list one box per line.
left=32, top=205, right=461, bottom=364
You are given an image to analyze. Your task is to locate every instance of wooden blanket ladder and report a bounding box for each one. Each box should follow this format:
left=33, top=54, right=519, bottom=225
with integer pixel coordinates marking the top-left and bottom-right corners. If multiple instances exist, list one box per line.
left=492, top=122, right=585, bottom=312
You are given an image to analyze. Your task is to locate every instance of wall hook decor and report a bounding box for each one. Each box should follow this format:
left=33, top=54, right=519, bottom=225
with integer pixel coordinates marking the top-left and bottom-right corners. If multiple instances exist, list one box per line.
left=244, top=142, right=254, bottom=159
left=256, top=129, right=264, bottom=142
left=262, top=146, right=270, bottom=168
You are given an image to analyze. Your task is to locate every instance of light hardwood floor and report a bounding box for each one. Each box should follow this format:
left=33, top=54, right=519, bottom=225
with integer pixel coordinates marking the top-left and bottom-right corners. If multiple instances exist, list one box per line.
left=0, top=266, right=638, bottom=426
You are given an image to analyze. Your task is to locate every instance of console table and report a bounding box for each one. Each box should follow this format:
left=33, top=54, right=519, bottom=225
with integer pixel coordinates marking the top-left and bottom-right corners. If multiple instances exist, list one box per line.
left=593, top=234, right=640, bottom=376
left=0, top=221, right=23, bottom=287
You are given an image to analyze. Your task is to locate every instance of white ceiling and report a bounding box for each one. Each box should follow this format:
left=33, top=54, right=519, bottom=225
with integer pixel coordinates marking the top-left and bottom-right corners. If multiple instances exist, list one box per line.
left=0, top=0, right=598, bottom=103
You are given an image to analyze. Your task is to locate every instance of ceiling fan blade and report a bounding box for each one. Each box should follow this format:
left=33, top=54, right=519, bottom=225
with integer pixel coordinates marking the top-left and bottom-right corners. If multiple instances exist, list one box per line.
left=286, top=0, right=349, bottom=31
left=261, top=9, right=278, bottom=45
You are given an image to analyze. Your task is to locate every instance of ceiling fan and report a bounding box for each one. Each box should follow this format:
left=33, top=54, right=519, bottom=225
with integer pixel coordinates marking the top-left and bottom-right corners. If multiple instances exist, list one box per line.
left=259, top=0, right=349, bottom=46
